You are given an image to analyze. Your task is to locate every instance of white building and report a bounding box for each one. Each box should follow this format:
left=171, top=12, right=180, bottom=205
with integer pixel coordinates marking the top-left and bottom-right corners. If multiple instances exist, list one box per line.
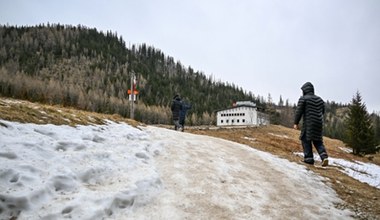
left=216, top=101, right=269, bottom=126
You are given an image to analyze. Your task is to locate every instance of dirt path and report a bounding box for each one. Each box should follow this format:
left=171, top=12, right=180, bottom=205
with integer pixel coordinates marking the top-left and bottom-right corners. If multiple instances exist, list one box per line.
left=189, top=125, right=380, bottom=219
left=129, top=127, right=353, bottom=219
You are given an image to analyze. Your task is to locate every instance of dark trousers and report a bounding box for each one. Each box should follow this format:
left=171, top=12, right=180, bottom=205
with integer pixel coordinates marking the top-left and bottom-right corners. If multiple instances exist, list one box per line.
left=179, top=118, right=185, bottom=127
left=173, top=119, right=182, bottom=130
left=301, top=136, right=328, bottom=164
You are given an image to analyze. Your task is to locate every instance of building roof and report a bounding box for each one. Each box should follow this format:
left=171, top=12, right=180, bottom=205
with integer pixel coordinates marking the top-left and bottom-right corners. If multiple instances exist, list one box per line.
left=235, top=101, right=256, bottom=107
left=216, top=104, right=257, bottom=113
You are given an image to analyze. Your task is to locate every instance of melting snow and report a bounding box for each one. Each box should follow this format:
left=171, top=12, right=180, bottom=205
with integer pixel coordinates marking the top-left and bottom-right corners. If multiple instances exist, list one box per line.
left=0, top=120, right=356, bottom=219
left=294, top=152, right=380, bottom=189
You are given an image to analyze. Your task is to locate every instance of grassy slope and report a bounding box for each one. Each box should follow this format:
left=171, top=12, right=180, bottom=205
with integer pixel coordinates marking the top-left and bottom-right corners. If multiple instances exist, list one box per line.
left=0, top=97, right=141, bottom=127
left=1, top=96, right=379, bottom=219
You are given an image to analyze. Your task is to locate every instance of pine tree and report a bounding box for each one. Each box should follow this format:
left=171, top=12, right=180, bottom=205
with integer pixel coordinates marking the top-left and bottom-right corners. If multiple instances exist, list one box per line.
left=372, top=112, right=380, bottom=146
left=346, top=91, right=376, bottom=155
left=278, top=95, right=284, bottom=107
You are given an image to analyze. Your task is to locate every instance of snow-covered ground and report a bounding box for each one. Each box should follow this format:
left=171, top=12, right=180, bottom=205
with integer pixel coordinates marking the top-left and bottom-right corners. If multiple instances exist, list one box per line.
left=294, top=152, right=380, bottom=189
left=0, top=120, right=369, bottom=219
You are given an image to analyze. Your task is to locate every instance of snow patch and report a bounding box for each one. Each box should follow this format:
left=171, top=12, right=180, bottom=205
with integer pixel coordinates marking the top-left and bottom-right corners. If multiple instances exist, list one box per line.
left=268, top=132, right=289, bottom=139
left=0, top=120, right=354, bottom=219
left=242, top=136, right=256, bottom=142
left=338, top=146, right=353, bottom=153
left=294, top=152, right=380, bottom=189
left=0, top=120, right=162, bottom=219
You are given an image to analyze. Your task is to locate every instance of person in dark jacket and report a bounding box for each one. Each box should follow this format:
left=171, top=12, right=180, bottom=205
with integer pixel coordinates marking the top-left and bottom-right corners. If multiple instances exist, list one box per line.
left=294, top=82, right=329, bottom=166
left=179, top=101, right=191, bottom=131
left=171, top=94, right=183, bottom=130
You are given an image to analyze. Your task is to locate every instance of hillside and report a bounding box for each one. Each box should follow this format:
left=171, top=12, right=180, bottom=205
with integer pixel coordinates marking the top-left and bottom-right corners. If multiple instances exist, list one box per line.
left=189, top=126, right=380, bottom=219
left=1, top=97, right=379, bottom=219
left=0, top=24, right=258, bottom=125
left=1, top=24, right=379, bottom=143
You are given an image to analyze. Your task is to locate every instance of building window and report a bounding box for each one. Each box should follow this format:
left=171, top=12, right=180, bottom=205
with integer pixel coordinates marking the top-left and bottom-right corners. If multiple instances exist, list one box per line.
left=226, top=119, right=229, bottom=123
left=243, top=119, right=245, bottom=123
left=237, top=119, right=240, bottom=123
left=232, top=119, right=234, bottom=123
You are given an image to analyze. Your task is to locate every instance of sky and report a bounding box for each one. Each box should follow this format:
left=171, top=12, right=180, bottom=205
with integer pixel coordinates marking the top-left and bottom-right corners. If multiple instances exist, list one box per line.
left=5, top=118, right=378, bottom=218
left=1, top=0, right=379, bottom=112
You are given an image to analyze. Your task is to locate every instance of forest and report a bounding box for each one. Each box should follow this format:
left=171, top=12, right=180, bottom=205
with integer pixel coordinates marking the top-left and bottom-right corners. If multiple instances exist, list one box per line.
left=0, top=24, right=379, bottom=146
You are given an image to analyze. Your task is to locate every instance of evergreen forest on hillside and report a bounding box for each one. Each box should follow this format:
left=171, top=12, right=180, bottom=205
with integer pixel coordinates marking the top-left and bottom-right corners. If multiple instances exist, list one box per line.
left=0, top=24, right=258, bottom=124
left=0, top=24, right=379, bottom=147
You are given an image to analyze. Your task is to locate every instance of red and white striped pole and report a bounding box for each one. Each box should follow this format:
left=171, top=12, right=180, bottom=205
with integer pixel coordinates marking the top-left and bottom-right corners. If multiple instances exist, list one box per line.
left=130, top=72, right=135, bottom=120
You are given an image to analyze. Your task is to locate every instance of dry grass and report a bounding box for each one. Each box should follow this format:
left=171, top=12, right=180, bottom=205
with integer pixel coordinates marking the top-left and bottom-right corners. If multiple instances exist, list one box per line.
left=189, top=126, right=380, bottom=220
left=0, top=97, right=141, bottom=127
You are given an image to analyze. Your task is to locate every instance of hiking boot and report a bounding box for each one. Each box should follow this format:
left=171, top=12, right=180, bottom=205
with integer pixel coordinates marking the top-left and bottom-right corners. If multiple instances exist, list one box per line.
left=321, top=158, right=329, bottom=167
left=301, top=160, right=314, bottom=165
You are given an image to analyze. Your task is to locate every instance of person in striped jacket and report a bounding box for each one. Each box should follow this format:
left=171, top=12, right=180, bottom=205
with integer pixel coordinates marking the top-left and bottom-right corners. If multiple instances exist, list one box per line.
left=294, top=82, right=329, bottom=166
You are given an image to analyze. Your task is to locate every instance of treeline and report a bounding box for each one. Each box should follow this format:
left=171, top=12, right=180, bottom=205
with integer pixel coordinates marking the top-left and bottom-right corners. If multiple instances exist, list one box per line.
left=0, top=24, right=379, bottom=147
left=323, top=100, right=380, bottom=149
left=0, top=24, right=262, bottom=125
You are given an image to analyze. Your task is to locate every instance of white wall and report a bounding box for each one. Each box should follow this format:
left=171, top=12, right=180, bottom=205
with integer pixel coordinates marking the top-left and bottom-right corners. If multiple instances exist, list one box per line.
left=216, top=106, right=258, bottom=126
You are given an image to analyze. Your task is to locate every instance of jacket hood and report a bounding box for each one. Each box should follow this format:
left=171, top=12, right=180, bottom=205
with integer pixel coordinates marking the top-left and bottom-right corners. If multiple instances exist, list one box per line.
left=301, top=82, right=314, bottom=95
left=173, top=94, right=181, bottom=100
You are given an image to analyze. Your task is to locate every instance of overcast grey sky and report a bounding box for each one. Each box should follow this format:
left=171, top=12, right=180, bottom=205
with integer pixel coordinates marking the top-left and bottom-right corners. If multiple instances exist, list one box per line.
left=1, top=0, right=379, bottom=112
